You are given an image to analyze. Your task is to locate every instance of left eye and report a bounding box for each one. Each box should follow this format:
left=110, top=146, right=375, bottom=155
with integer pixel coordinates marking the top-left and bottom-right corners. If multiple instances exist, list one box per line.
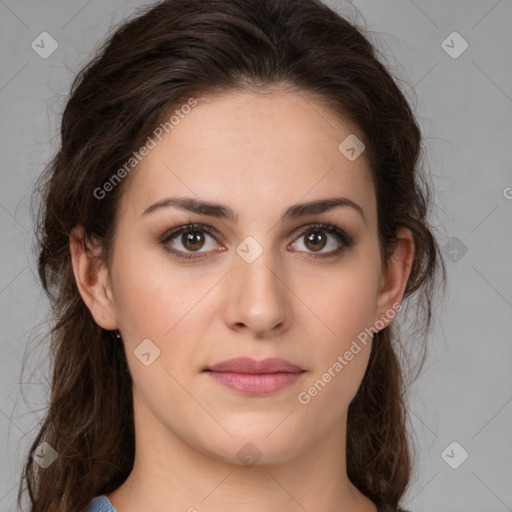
left=291, top=226, right=341, bottom=254
left=160, top=223, right=354, bottom=260
left=289, top=223, right=355, bottom=259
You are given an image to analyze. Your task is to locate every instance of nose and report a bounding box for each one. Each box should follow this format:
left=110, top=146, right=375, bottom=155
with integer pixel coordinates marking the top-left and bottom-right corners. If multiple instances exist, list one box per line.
left=222, top=248, right=291, bottom=338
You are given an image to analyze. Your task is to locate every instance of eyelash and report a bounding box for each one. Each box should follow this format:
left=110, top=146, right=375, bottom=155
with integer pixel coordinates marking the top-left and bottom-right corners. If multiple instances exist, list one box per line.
left=159, top=222, right=356, bottom=261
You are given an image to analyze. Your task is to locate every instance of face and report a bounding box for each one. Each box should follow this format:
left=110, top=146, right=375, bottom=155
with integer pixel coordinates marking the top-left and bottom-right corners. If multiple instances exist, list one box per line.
left=80, top=89, right=408, bottom=466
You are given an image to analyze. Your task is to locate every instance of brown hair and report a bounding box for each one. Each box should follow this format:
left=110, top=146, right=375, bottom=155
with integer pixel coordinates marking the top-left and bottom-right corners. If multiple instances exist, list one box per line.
left=18, top=0, right=446, bottom=511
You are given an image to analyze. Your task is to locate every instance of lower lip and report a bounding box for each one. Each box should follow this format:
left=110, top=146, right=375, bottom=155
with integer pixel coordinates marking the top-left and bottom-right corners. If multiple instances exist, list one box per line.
left=206, top=371, right=304, bottom=395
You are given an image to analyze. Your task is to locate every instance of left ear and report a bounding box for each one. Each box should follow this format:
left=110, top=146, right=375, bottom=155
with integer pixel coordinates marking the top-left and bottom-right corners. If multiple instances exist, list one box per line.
left=375, top=227, right=415, bottom=326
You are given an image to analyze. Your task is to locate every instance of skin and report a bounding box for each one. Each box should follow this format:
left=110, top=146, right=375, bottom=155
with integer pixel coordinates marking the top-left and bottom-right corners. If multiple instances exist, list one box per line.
left=71, top=89, right=414, bottom=512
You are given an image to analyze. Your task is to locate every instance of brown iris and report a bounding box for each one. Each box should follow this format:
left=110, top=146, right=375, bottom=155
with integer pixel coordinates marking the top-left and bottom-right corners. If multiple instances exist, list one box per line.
left=304, top=230, right=327, bottom=252
left=182, top=229, right=205, bottom=251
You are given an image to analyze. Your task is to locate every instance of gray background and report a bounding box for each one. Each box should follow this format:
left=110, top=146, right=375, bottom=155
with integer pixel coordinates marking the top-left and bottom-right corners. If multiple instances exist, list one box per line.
left=1, top=0, right=511, bottom=511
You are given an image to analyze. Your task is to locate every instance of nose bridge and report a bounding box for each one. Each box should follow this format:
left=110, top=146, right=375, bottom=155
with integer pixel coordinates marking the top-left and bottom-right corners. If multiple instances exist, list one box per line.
left=224, top=240, right=289, bottom=334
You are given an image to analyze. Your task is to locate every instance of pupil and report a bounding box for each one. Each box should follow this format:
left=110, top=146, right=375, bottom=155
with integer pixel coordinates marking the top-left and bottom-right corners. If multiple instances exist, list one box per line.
left=306, top=231, right=326, bottom=251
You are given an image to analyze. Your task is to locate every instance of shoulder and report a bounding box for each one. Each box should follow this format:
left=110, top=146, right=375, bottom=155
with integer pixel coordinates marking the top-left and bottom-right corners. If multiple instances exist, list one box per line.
left=86, top=495, right=118, bottom=512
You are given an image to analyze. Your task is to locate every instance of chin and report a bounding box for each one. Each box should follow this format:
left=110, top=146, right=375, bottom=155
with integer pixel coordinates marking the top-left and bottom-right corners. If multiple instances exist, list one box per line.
left=195, top=423, right=308, bottom=467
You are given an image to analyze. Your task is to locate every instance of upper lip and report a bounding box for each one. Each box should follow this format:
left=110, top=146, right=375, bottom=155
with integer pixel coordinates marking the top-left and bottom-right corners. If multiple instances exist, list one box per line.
left=204, top=357, right=305, bottom=374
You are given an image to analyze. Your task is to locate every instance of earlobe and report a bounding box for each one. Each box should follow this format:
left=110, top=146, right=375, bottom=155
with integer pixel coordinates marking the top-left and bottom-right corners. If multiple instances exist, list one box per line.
left=376, top=227, right=415, bottom=326
left=69, top=225, right=118, bottom=330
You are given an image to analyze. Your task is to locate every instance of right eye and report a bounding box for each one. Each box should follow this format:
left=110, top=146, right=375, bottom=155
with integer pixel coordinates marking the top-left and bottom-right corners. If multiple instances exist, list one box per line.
left=160, top=223, right=225, bottom=260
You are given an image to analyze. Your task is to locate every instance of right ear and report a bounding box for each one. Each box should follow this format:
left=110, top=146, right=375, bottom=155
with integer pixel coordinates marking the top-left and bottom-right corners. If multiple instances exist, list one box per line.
left=69, top=225, right=119, bottom=330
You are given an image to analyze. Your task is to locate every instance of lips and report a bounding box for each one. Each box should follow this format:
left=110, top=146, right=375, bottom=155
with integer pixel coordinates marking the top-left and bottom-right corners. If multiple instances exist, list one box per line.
left=204, top=357, right=304, bottom=374
left=204, top=357, right=306, bottom=395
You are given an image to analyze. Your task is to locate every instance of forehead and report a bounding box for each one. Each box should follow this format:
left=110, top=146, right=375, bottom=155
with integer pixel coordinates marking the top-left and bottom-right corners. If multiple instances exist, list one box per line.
left=119, top=90, right=376, bottom=226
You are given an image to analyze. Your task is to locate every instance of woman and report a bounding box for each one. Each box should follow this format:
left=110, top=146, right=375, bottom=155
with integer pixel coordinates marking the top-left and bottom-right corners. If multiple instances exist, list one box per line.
left=18, top=0, right=446, bottom=511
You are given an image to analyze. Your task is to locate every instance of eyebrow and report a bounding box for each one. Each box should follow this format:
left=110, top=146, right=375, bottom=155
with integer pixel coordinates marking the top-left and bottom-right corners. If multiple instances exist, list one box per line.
left=141, top=195, right=367, bottom=225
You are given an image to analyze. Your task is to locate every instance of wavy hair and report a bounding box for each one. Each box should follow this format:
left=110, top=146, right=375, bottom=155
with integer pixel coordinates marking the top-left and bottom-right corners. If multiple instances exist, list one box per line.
left=18, top=0, right=447, bottom=511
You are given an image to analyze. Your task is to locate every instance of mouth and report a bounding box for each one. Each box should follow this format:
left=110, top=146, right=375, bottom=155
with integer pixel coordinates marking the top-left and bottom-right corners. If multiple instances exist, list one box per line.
left=203, top=357, right=306, bottom=395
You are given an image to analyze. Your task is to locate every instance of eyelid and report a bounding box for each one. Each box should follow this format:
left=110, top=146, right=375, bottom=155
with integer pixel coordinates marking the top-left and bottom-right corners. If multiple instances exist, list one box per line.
left=159, top=222, right=223, bottom=247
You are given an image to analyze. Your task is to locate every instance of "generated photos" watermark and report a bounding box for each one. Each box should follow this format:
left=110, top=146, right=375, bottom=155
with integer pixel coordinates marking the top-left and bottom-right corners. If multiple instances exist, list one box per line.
left=297, top=302, right=402, bottom=405
left=93, top=97, right=198, bottom=200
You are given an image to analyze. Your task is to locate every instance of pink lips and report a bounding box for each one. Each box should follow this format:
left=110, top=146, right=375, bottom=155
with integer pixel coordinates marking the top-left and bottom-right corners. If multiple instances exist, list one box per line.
left=204, top=357, right=305, bottom=395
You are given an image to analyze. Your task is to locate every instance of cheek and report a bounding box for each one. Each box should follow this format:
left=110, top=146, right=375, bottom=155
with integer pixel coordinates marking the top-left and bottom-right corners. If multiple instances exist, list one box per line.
left=297, top=330, right=370, bottom=416
left=111, top=249, right=200, bottom=337
left=297, top=252, right=381, bottom=345
left=294, top=248, right=380, bottom=407
left=110, top=251, right=218, bottom=380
